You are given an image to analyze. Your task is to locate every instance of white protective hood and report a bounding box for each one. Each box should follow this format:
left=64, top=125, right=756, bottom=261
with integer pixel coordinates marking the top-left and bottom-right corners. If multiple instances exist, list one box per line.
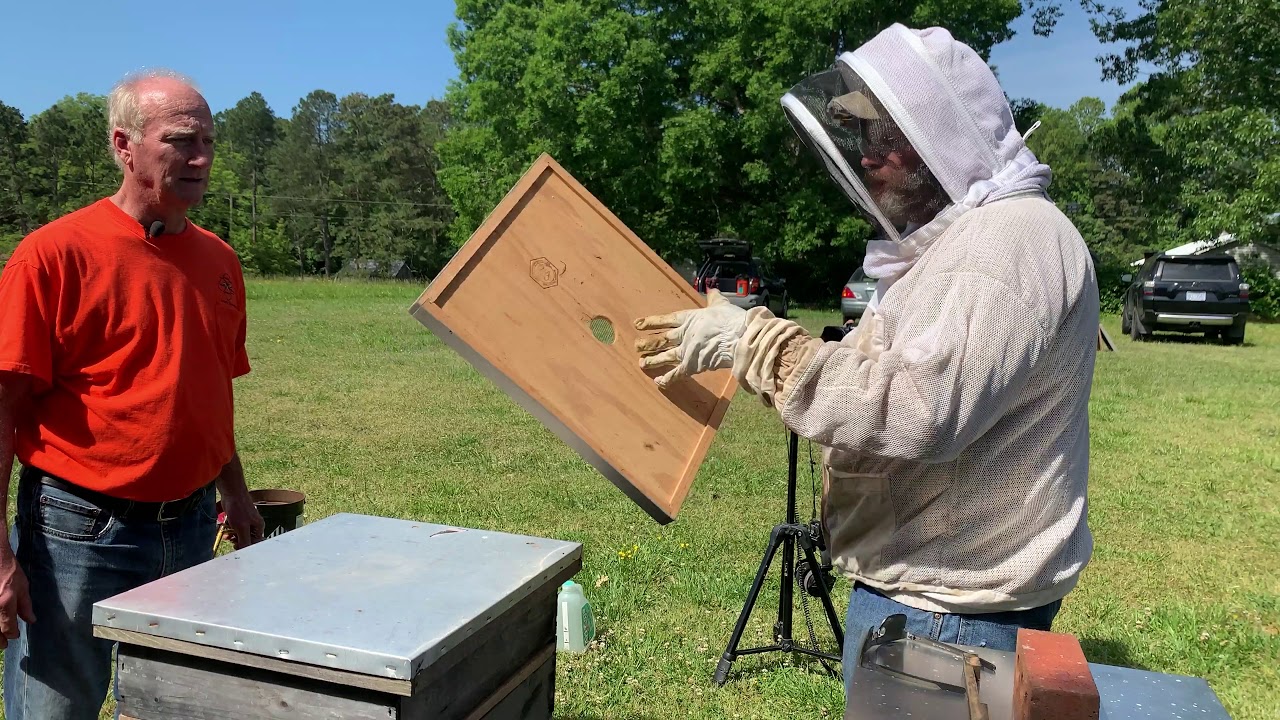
left=781, top=24, right=1053, bottom=308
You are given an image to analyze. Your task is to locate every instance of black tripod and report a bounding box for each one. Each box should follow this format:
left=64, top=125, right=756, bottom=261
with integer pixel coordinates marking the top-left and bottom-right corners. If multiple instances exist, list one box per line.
left=713, top=430, right=845, bottom=685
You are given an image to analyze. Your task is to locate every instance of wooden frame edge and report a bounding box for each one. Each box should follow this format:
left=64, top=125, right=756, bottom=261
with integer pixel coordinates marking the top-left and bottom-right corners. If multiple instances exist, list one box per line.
left=409, top=302, right=677, bottom=525
left=537, top=154, right=709, bottom=310
left=418, top=153, right=559, bottom=306
left=669, top=373, right=738, bottom=512
left=95, top=625, right=414, bottom=697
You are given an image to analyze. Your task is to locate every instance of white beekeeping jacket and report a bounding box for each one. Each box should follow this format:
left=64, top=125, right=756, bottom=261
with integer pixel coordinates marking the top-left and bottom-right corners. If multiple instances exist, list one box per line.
left=745, top=25, right=1100, bottom=614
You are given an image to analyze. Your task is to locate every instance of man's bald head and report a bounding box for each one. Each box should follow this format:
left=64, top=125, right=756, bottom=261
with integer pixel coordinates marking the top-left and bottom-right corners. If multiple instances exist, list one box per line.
left=107, top=69, right=216, bottom=218
left=107, top=70, right=210, bottom=167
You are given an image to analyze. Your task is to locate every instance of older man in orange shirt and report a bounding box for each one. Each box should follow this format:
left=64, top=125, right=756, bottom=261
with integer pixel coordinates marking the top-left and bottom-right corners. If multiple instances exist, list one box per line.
left=0, top=69, right=264, bottom=720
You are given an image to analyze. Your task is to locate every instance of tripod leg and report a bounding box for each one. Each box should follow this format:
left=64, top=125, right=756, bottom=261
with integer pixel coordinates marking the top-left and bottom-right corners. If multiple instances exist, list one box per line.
left=777, top=431, right=800, bottom=646
left=776, top=528, right=795, bottom=645
left=714, top=525, right=785, bottom=685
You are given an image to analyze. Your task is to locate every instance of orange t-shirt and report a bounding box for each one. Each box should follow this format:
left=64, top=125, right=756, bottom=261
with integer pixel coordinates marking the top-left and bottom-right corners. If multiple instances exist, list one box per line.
left=0, top=198, right=251, bottom=502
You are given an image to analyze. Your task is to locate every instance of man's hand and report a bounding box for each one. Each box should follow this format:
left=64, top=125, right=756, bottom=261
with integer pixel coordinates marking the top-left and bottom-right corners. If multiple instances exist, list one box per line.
left=634, top=289, right=748, bottom=388
left=218, top=491, right=265, bottom=550
left=215, top=453, right=264, bottom=550
left=0, top=545, right=35, bottom=649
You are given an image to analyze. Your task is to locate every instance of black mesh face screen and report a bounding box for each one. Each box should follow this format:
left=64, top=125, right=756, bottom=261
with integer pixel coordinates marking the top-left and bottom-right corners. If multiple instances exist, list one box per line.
left=782, top=62, right=950, bottom=238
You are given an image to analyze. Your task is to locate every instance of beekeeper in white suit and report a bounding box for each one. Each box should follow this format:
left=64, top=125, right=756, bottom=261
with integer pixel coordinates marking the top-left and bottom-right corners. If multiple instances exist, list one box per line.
left=635, top=23, right=1099, bottom=670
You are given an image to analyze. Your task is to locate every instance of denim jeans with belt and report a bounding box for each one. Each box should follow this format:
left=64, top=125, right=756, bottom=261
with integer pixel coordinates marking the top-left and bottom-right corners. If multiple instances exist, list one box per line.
left=841, top=582, right=1062, bottom=696
left=3, top=466, right=218, bottom=720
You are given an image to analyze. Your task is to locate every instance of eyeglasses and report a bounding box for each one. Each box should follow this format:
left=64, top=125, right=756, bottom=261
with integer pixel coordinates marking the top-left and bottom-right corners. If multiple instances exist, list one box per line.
left=823, top=110, right=907, bottom=161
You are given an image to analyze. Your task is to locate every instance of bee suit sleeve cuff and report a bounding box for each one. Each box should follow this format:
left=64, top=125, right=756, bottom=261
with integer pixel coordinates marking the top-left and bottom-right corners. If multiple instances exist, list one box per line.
left=731, top=307, right=821, bottom=410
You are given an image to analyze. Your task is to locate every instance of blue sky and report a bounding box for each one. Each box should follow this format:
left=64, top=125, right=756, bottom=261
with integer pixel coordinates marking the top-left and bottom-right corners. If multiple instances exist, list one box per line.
left=0, top=0, right=1143, bottom=119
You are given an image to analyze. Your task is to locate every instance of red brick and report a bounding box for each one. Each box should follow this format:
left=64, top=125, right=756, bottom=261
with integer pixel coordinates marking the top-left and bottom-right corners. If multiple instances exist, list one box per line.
left=1012, top=628, right=1100, bottom=720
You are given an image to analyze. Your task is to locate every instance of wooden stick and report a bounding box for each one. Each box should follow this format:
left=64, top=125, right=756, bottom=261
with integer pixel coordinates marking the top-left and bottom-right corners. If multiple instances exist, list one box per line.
left=965, top=653, right=989, bottom=720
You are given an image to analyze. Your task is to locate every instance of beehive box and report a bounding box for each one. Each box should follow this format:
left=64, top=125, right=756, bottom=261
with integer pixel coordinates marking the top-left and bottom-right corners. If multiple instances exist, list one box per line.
left=410, top=154, right=737, bottom=524
left=93, top=513, right=582, bottom=719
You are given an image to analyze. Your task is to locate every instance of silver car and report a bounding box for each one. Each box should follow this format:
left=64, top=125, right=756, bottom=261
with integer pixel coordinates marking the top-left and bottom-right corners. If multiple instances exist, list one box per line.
left=841, top=268, right=876, bottom=323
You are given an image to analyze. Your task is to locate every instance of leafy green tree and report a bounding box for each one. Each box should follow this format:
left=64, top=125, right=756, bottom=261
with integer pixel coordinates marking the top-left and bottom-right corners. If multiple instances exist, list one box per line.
left=333, top=94, right=411, bottom=271
left=441, top=0, right=1026, bottom=302
left=1092, top=0, right=1278, bottom=115
left=1238, top=257, right=1279, bottom=321
left=0, top=101, right=32, bottom=239
left=21, top=95, right=120, bottom=226
left=217, top=92, right=280, bottom=254
left=270, top=90, right=342, bottom=276
left=1020, top=97, right=1149, bottom=311
left=234, top=218, right=296, bottom=276
left=25, top=103, right=71, bottom=221
left=319, top=93, right=454, bottom=277
left=1026, top=97, right=1149, bottom=256
left=1086, top=0, right=1279, bottom=249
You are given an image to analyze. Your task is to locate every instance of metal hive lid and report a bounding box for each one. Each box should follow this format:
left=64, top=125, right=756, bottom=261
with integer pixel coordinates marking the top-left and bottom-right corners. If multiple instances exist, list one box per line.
left=92, top=513, right=582, bottom=681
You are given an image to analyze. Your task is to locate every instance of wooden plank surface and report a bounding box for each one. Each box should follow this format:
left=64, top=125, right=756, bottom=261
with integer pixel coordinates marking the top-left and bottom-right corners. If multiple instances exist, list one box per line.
left=466, top=646, right=555, bottom=720
left=1097, top=325, right=1115, bottom=351
left=96, top=626, right=411, bottom=697
left=402, top=580, right=559, bottom=719
left=115, top=644, right=397, bottom=719
left=411, top=154, right=736, bottom=524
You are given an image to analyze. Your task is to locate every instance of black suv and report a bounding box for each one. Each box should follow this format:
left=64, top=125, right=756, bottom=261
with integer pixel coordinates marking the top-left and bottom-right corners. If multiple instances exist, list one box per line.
left=1121, top=252, right=1250, bottom=344
left=693, top=238, right=789, bottom=318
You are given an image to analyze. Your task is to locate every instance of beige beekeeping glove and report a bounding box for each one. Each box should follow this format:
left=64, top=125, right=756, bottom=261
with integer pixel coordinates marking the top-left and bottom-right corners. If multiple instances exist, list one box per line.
left=634, top=289, right=748, bottom=389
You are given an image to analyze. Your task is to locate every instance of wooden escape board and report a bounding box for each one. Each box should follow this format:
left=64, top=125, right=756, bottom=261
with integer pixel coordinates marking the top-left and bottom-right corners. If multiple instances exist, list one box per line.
left=410, top=154, right=736, bottom=524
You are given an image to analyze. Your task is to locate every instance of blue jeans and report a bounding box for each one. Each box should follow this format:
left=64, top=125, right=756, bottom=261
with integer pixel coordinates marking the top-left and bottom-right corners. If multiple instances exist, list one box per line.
left=841, top=582, right=1061, bottom=695
left=3, top=467, right=218, bottom=720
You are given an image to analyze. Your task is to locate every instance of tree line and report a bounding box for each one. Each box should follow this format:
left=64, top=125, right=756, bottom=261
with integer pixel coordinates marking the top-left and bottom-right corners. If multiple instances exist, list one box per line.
left=2, top=0, right=1276, bottom=313
left=0, top=91, right=454, bottom=279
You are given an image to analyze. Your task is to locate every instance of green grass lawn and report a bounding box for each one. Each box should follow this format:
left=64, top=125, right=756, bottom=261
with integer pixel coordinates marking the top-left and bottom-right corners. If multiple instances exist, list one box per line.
left=7, top=277, right=1279, bottom=719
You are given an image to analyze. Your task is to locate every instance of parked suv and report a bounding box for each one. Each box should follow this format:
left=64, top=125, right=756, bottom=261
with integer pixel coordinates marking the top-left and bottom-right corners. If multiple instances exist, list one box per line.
left=693, top=238, right=789, bottom=318
left=841, top=268, right=876, bottom=323
left=1122, top=253, right=1250, bottom=344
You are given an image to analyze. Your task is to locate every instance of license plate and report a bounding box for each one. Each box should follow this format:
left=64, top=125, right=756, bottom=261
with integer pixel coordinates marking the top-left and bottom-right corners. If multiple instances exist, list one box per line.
left=1187, top=291, right=1206, bottom=301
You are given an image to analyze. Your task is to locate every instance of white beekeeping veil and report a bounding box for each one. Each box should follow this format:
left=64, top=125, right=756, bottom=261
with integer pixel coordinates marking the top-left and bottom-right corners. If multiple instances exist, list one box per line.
left=781, top=24, right=1054, bottom=300
left=781, top=63, right=947, bottom=244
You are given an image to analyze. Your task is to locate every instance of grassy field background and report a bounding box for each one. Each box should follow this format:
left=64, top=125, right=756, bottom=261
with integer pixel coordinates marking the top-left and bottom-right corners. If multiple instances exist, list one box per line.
left=4, top=277, right=1278, bottom=719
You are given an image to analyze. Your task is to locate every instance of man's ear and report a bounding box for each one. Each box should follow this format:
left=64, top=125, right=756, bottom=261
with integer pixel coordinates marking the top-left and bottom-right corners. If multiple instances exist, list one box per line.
left=111, top=128, right=132, bottom=169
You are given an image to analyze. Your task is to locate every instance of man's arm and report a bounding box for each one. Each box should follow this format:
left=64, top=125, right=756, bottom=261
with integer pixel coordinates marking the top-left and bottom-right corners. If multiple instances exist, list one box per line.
left=0, top=373, right=28, bottom=531
left=214, top=451, right=264, bottom=549
left=0, top=373, right=36, bottom=646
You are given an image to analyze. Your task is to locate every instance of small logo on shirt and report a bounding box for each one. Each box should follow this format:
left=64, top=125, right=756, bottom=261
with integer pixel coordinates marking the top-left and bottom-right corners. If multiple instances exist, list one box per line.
left=219, top=273, right=237, bottom=307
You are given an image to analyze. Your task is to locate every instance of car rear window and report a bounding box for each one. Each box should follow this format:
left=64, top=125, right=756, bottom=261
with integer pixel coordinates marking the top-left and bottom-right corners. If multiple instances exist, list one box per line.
left=1158, top=260, right=1236, bottom=282
left=708, top=261, right=754, bottom=277
left=848, top=268, right=867, bottom=282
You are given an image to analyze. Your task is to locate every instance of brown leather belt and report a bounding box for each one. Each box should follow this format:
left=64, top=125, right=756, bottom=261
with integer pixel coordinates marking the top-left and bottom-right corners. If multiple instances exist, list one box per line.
left=30, top=469, right=211, bottom=522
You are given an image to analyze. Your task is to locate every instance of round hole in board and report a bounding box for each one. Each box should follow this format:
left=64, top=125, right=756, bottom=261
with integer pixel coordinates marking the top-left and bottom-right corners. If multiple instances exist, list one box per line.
left=590, top=316, right=615, bottom=345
